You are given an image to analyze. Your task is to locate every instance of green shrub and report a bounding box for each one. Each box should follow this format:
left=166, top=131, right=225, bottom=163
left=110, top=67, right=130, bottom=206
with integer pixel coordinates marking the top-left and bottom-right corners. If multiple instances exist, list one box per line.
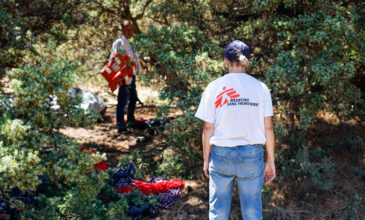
left=345, top=194, right=363, bottom=220
left=134, top=22, right=225, bottom=179
left=0, top=45, right=130, bottom=218
left=134, top=2, right=365, bottom=193
left=278, top=145, right=335, bottom=191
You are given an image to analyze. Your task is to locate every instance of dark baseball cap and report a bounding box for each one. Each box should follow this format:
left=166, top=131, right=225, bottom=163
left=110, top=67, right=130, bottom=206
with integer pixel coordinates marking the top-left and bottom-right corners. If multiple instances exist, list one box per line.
left=224, top=40, right=250, bottom=61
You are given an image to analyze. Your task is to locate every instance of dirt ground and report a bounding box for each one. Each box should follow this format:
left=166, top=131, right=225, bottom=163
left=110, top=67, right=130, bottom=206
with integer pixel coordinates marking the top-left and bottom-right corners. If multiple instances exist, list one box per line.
left=60, top=103, right=259, bottom=220
left=60, top=102, right=365, bottom=220
left=60, top=104, right=212, bottom=220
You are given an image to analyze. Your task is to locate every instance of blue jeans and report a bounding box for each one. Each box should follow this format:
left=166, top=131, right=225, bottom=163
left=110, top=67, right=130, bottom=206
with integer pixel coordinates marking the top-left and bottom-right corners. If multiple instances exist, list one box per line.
left=209, top=145, right=264, bottom=220
left=116, top=76, right=137, bottom=127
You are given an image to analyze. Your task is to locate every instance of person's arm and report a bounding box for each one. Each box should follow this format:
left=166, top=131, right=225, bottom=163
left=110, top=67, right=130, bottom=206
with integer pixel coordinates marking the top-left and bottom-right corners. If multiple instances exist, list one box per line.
left=202, top=121, right=214, bottom=178
left=139, top=58, right=149, bottom=73
left=264, top=116, right=276, bottom=184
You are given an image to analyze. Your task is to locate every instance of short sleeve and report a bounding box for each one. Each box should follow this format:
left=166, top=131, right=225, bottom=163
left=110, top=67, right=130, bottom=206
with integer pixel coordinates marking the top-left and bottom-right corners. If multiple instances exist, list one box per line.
left=195, top=86, right=215, bottom=123
left=262, top=83, right=273, bottom=117
left=109, top=37, right=129, bottom=61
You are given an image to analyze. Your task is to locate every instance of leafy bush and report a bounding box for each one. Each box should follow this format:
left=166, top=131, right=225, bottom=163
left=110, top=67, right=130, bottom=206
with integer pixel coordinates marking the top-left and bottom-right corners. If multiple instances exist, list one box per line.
left=1, top=0, right=364, bottom=217
left=134, top=1, right=365, bottom=190
left=117, top=150, right=154, bottom=180
left=0, top=45, right=130, bottom=218
left=134, top=22, right=225, bottom=178
left=345, top=194, right=363, bottom=220
left=278, top=146, right=335, bottom=191
left=0, top=0, right=90, bottom=79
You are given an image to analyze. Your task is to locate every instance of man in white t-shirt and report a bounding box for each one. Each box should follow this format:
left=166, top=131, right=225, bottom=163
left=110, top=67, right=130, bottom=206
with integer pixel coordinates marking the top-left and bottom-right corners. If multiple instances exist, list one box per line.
left=109, top=20, right=142, bottom=134
left=195, top=40, right=276, bottom=220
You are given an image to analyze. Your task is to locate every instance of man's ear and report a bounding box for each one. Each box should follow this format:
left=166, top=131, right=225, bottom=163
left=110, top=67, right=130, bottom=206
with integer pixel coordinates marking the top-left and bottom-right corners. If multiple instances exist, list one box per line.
left=246, top=60, right=250, bottom=68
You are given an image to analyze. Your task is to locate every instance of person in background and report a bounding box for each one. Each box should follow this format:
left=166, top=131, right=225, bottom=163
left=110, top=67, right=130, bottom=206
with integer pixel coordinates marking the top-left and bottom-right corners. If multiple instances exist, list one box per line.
left=195, top=40, right=276, bottom=220
left=109, top=20, right=143, bottom=134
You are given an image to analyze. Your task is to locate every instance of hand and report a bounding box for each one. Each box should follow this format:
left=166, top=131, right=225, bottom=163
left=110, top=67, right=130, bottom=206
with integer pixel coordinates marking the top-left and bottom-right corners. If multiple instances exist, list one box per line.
left=264, top=160, right=276, bottom=184
left=143, top=66, right=149, bottom=73
left=203, top=160, right=210, bottom=178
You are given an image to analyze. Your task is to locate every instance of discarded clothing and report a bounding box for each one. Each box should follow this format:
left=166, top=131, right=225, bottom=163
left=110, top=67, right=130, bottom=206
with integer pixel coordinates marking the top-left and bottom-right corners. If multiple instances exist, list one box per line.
left=112, top=162, right=136, bottom=189
left=116, top=179, right=184, bottom=195
left=79, top=146, right=96, bottom=154
left=94, top=160, right=108, bottom=171
left=149, top=176, right=182, bottom=210
left=158, top=188, right=182, bottom=210
left=113, top=163, right=184, bottom=210
left=79, top=146, right=109, bottom=171
left=127, top=204, right=159, bottom=219
left=0, top=188, right=36, bottom=214
left=48, top=88, right=107, bottom=116
left=0, top=195, right=10, bottom=214
left=69, top=88, right=107, bottom=115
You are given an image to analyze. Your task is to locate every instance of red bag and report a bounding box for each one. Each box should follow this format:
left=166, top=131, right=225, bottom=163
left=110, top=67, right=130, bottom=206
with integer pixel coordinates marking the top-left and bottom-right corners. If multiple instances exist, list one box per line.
left=100, top=53, right=137, bottom=92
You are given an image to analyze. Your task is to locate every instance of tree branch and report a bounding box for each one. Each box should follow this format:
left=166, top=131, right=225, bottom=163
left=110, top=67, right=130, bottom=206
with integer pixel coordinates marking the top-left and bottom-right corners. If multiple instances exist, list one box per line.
left=134, top=0, right=153, bottom=20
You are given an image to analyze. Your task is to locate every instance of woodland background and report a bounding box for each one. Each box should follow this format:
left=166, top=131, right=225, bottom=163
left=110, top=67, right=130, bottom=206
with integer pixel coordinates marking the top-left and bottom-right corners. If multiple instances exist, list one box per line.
left=0, top=0, right=364, bottom=219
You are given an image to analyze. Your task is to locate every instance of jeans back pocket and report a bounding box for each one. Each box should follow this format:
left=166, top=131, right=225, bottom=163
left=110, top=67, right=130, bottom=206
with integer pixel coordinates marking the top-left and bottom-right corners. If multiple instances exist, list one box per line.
left=236, top=151, right=264, bottom=179
left=209, top=147, right=235, bottom=176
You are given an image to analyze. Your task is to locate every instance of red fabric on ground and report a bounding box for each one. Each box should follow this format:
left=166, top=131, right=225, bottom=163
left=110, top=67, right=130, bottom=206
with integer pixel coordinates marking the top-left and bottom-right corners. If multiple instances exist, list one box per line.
left=79, top=146, right=96, bottom=154
left=117, top=186, right=133, bottom=194
left=117, top=179, right=185, bottom=195
left=79, top=146, right=108, bottom=171
left=94, top=160, right=108, bottom=171
left=112, top=116, right=149, bottom=123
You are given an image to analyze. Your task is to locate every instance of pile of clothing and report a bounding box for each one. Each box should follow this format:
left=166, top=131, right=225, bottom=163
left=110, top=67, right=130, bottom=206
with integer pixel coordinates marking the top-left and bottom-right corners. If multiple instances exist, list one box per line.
left=0, top=147, right=184, bottom=219
left=81, top=147, right=185, bottom=218
left=112, top=162, right=184, bottom=209
left=47, top=88, right=107, bottom=116
left=117, top=117, right=172, bottom=136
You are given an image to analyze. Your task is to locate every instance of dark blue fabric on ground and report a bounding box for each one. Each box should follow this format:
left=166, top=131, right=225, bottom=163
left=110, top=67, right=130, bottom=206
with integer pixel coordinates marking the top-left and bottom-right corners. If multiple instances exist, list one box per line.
left=127, top=204, right=159, bottom=218
left=0, top=188, right=36, bottom=214
left=0, top=195, right=10, bottom=213
left=149, top=175, right=182, bottom=210
left=112, top=163, right=182, bottom=210
left=112, top=162, right=135, bottom=189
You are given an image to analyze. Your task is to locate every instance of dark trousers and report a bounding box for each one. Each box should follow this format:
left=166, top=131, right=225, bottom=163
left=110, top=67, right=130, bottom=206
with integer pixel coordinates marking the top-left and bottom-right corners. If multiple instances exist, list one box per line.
left=116, top=76, right=137, bottom=127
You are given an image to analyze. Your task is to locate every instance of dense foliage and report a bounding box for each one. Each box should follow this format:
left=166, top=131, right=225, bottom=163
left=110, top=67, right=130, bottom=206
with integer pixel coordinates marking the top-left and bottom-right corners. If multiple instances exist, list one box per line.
left=0, top=46, right=134, bottom=218
left=134, top=22, right=225, bottom=177
left=133, top=0, right=365, bottom=217
left=135, top=0, right=364, bottom=181
left=0, top=0, right=91, bottom=79
left=1, top=0, right=364, bottom=218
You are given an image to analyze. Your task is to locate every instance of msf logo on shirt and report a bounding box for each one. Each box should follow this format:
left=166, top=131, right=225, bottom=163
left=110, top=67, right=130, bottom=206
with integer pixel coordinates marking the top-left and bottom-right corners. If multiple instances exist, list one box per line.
left=215, top=86, right=240, bottom=108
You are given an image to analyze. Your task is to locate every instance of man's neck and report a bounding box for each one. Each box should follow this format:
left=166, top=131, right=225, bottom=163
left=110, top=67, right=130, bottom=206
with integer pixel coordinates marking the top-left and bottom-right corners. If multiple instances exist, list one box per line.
left=229, top=67, right=246, bottom=73
left=122, top=33, right=133, bottom=40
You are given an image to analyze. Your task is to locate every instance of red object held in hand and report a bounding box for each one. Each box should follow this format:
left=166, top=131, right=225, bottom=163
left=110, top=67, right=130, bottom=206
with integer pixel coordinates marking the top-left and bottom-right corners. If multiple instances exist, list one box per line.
left=100, top=53, right=137, bottom=92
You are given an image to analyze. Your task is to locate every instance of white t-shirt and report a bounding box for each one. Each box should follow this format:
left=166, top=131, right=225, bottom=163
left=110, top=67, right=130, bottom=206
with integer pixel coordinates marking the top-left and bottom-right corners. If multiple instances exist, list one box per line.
left=109, top=34, right=141, bottom=74
left=195, top=72, right=273, bottom=147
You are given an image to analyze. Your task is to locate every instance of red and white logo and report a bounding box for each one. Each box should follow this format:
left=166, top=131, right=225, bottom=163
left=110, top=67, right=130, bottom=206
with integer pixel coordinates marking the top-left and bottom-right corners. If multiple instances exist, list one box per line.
left=215, top=86, right=240, bottom=108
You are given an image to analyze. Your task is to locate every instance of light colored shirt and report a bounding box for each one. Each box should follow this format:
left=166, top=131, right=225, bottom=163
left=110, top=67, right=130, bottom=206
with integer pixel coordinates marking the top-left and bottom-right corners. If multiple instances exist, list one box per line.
left=109, top=34, right=141, bottom=74
left=195, top=72, right=273, bottom=147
